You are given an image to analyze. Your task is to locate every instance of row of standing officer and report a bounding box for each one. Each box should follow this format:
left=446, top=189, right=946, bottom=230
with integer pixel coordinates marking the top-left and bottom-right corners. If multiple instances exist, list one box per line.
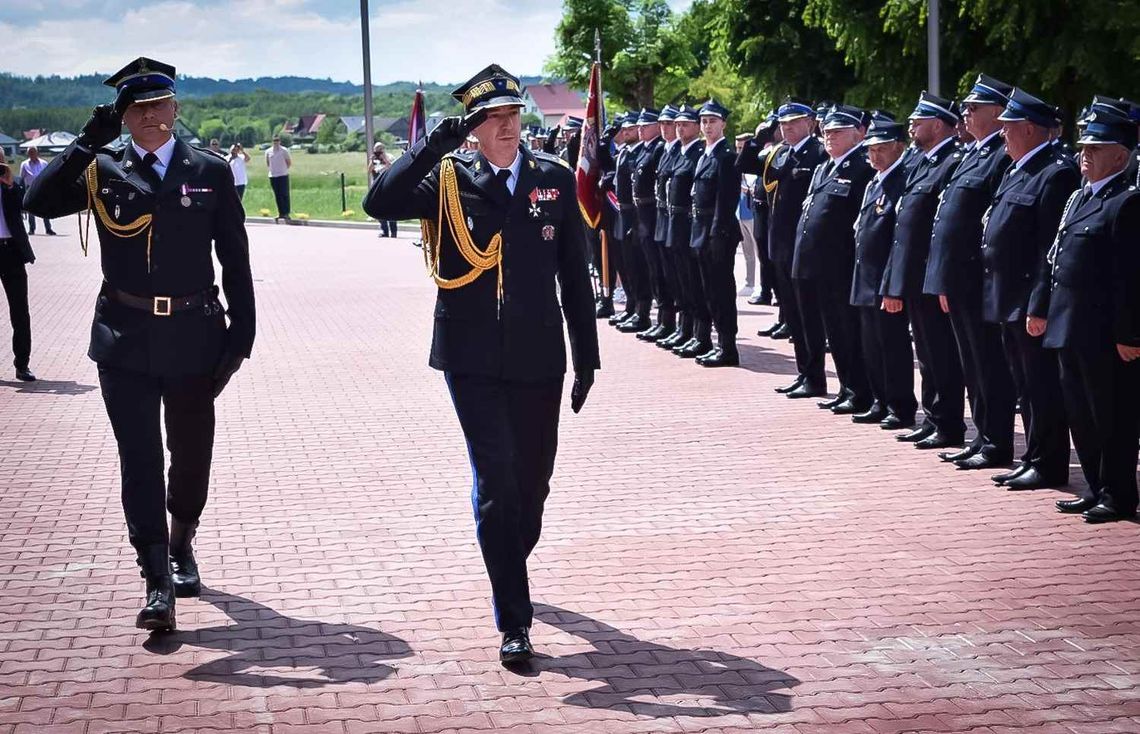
left=597, top=102, right=743, bottom=367
left=733, top=78, right=1138, bottom=524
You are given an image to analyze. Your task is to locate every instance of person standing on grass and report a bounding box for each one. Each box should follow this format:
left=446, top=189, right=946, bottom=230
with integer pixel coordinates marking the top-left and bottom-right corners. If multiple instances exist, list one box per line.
left=265, top=135, right=291, bottom=221
left=228, top=143, right=250, bottom=200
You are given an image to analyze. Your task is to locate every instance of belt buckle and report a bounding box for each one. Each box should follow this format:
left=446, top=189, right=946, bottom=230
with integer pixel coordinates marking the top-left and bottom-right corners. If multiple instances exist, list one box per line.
left=153, top=296, right=172, bottom=317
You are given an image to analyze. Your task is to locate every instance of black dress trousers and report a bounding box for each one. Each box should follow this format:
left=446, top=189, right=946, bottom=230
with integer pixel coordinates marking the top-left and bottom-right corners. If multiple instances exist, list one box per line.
left=947, top=298, right=1016, bottom=460
left=909, top=294, right=966, bottom=440
left=859, top=306, right=917, bottom=421
left=445, top=372, right=564, bottom=632
left=1058, top=346, right=1138, bottom=512
left=97, top=366, right=216, bottom=560
left=0, top=251, right=31, bottom=370
left=1001, top=323, right=1070, bottom=481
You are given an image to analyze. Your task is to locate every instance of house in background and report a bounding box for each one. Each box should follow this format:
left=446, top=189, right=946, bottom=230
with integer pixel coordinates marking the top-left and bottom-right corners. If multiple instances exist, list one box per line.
left=338, top=116, right=410, bottom=139
left=283, top=114, right=327, bottom=143
left=0, top=132, right=18, bottom=159
left=20, top=131, right=77, bottom=155
left=521, top=82, right=586, bottom=127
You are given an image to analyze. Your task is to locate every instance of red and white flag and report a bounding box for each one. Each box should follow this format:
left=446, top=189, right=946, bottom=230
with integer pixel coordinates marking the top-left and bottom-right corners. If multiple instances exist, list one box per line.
left=409, top=83, right=427, bottom=146
left=575, top=61, right=605, bottom=228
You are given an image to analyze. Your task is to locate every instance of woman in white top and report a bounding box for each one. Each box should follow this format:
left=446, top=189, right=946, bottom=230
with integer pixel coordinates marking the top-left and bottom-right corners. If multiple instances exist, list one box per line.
left=228, top=143, right=251, bottom=200
left=367, top=142, right=398, bottom=237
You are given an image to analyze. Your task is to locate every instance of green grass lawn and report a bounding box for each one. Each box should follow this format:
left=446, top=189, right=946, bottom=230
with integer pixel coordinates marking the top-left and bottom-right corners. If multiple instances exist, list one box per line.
left=240, top=150, right=391, bottom=223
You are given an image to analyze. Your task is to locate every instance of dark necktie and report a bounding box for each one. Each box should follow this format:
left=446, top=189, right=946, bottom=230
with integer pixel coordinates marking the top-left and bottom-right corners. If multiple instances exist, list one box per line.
left=496, top=168, right=512, bottom=199
left=139, top=151, right=161, bottom=185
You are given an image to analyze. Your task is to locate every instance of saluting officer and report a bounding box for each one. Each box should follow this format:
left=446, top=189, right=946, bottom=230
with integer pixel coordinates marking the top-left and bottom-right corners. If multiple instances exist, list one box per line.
left=924, top=75, right=1017, bottom=472
left=763, top=99, right=828, bottom=397
left=631, top=108, right=674, bottom=341
left=23, top=58, right=255, bottom=632
left=881, top=92, right=965, bottom=450
left=614, top=114, right=652, bottom=333
left=690, top=99, right=742, bottom=367
left=792, top=104, right=874, bottom=411
left=983, top=88, right=1080, bottom=491
left=361, top=63, right=600, bottom=665
left=1047, top=103, right=1140, bottom=523
left=560, top=116, right=583, bottom=167
left=651, top=105, right=686, bottom=347
left=851, top=118, right=918, bottom=429
left=665, top=105, right=712, bottom=357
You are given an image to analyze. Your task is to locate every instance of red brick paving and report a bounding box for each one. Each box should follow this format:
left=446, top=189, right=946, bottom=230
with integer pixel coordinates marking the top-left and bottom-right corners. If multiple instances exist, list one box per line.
left=1, top=221, right=1139, bottom=734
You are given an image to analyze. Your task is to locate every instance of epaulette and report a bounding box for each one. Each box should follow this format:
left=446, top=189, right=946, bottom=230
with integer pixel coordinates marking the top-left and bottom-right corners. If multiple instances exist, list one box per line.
left=533, top=150, right=572, bottom=170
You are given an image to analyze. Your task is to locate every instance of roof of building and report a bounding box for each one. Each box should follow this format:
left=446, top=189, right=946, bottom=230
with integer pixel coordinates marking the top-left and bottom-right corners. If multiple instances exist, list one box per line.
left=523, top=83, right=584, bottom=114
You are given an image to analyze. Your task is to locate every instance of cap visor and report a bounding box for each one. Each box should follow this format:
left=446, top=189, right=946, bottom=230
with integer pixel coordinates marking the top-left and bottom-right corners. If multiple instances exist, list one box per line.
left=471, top=97, right=525, bottom=111
left=129, top=89, right=176, bottom=104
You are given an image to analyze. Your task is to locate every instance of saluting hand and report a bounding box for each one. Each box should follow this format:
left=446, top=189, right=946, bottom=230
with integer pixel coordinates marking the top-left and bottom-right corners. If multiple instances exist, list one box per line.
left=571, top=369, right=594, bottom=414
left=78, top=103, right=124, bottom=150
left=425, top=108, right=488, bottom=154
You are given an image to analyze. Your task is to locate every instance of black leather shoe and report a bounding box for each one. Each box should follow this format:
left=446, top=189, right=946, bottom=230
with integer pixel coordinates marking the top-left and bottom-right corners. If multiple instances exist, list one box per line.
left=15, top=368, right=36, bottom=382
left=754, top=292, right=773, bottom=305
left=1003, top=466, right=1064, bottom=491
left=1056, top=497, right=1098, bottom=514
left=699, top=349, right=739, bottom=367
left=914, top=432, right=963, bottom=450
left=955, top=453, right=1011, bottom=471
left=679, top=340, right=714, bottom=358
left=672, top=337, right=697, bottom=355
left=618, top=314, right=650, bottom=333
left=775, top=376, right=804, bottom=394
left=169, top=518, right=201, bottom=598
left=499, top=627, right=534, bottom=665
left=831, top=398, right=868, bottom=416
left=879, top=414, right=915, bottom=431
left=992, top=463, right=1031, bottom=485
left=659, top=329, right=689, bottom=348
left=757, top=323, right=782, bottom=337
left=695, top=346, right=721, bottom=363
left=136, top=576, right=177, bottom=632
left=770, top=324, right=791, bottom=339
left=787, top=383, right=826, bottom=399
left=595, top=298, right=615, bottom=319
left=896, top=424, right=935, bottom=443
left=636, top=324, right=662, bottom=341
left=1083, top=503, right=1136, bottom=524
left=852, top=406, right=888, bottom=424
left=816, top=394, right=846, bottom=410
left=939, top=445, right=978, bottom=463
left=609, top=311, right=633, bottom=326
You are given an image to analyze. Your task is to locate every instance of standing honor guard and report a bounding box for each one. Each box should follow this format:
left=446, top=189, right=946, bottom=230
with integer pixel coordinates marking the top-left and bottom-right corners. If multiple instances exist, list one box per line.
left=631, top=108, right=674, bottom=341
left=613, top=114, right=652, bottom=332
left=851, top=118, right=918, bottom=429
left=362, top=64, right=600, bottom=664
left=1047, top=102, right=1139, bottom=523
left=764, top=99, right=828, bottom=396
left=690, top=99, right=742, bottom=367
left=23, top=58, right=255, bottom=632
left=924, top=75, right=1017, bottom=471
left=792, top=104, right=874, bottom=410
left=881, top=92, right=965, bottom=450
left=982, top=88, right=1079, bottom=490
left=664, top=105, right=711, bottom=357
left=651, top=105, right=686, bottom=346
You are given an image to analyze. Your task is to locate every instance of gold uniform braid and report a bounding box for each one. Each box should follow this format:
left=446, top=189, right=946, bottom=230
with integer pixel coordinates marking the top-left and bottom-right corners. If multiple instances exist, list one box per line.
left=82, top=160, right=155, bottom=271
left=420, top=157, right=504, bottom=304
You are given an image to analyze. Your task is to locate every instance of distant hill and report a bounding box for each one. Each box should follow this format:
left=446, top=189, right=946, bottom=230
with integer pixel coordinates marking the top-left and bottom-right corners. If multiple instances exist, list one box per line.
left=0, top=73, right=554, bottom=109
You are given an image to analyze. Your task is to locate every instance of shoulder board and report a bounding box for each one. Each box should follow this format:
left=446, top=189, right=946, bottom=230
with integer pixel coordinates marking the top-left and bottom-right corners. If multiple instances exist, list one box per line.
left=533, top=150, right=572, bottom=170
left=193, top=146, right=228, bottom=162
left=444, top=149, right=476, bottom=162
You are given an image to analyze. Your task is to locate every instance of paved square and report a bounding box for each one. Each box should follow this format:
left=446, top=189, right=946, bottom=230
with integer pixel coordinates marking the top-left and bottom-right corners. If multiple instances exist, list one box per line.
left=1, top=222, right=1138, bottom=734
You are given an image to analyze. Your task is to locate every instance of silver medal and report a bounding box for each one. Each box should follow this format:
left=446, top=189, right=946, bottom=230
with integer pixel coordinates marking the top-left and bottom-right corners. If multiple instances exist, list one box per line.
left=181, top=196, right=192, bottom=208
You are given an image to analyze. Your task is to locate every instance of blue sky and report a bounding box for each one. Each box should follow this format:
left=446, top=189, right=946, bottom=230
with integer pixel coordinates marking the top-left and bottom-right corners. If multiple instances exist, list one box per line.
left=1, top=0, right=692, bottom=85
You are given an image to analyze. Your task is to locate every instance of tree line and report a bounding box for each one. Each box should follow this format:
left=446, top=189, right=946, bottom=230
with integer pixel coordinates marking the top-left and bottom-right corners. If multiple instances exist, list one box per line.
left=547, top=0, right=1140, bottom=136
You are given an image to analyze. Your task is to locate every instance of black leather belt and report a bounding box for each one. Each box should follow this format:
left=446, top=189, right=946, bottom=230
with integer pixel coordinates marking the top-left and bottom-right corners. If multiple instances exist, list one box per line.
left=692, top=207, right=713, bottom=217
left=634, top=196, right=655, bottom=206
left=619, top=204, right=636, bottom=212
left=104, top=284, right=217, bottom=317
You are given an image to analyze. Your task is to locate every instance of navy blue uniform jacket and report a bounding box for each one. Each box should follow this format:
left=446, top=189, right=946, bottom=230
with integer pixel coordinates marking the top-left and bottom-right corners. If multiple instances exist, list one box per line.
left=362, top=141, right=600, bottom=382
left=850, top=160, right=907, bottom=307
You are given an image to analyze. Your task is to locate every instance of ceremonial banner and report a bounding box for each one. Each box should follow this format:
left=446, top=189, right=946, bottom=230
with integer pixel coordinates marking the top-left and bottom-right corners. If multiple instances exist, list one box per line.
left=409, top=84, right=427, bottom=146
left=575, top=60, right=605, bottom=228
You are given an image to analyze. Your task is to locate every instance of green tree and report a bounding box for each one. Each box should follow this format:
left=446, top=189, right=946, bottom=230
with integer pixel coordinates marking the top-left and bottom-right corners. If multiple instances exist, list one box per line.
left=547, top=0, right=698, bottom=108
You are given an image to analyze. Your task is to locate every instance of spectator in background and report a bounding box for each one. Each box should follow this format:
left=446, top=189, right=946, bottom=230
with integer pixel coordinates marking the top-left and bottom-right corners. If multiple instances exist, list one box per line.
left=0, top=149, right=36, bottom=381
left=208, top=138, right=223, bottom=156
left=367, top=142, right=397, bottom=237
left=18, top=147, right=55, bottom=236
left=265, top=135, right=292, bottom=221
left=228, top=143, right=251, bottom=200
left=735, top=133, right=757, bottom=296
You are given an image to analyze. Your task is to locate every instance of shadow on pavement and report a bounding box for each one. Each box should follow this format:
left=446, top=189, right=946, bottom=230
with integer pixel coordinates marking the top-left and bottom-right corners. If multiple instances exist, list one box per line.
left=530, top=604, right=799, bottom=717
left=0, top=379, right=98, bottom=395
left=144, top=587, right=413, bottom=688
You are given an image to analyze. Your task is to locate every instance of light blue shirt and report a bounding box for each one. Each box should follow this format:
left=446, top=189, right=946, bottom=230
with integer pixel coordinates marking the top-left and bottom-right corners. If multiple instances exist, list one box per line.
left=132, top=135, right=176, bottom=180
